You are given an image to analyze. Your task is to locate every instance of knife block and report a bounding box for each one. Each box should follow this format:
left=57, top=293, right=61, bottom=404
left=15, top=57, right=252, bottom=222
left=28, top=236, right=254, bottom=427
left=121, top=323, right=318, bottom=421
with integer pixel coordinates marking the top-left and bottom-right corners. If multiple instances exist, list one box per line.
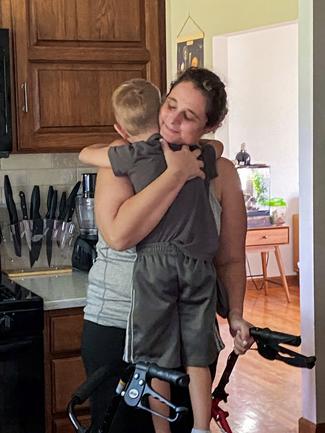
left=0, top=220, right=78, bottom=276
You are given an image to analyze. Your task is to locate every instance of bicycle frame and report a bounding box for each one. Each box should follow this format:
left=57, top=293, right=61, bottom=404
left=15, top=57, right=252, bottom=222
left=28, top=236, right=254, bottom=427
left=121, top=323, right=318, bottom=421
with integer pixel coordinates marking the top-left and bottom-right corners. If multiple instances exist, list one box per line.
left=210, top=327, right=316, bottom=433
left=211, top=351, right=238, bottom=433
left=68, top=361, right=190, bottom=433
left=68, top=327, right=315, bottom=433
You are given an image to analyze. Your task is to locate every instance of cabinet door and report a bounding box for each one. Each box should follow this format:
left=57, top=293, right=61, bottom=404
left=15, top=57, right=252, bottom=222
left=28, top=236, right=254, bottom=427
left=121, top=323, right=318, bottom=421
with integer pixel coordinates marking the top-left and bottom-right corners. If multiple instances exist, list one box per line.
left=11, top=0, right=166, bottom=152
left=50, top=312, right=84, bottom=354
left=53, top=416, right=91, bottom=433
left=52, top=356, right=89, bottom=414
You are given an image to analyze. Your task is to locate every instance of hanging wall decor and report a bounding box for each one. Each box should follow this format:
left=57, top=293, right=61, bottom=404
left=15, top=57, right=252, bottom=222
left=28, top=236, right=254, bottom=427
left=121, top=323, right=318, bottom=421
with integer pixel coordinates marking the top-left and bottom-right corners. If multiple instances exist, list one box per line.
left=176, top=14, right=204, bottom=75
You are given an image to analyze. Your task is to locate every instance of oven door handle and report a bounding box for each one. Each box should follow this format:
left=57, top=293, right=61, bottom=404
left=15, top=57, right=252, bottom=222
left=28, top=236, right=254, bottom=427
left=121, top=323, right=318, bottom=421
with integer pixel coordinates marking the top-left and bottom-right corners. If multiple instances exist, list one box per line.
left=0, top=337, right=34, bottom=354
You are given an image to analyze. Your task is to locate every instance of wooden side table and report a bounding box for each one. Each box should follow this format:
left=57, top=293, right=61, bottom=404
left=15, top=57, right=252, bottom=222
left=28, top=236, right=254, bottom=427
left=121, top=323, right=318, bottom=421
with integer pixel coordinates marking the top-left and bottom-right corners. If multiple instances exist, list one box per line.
left=246, top=225, right=291, bottom=302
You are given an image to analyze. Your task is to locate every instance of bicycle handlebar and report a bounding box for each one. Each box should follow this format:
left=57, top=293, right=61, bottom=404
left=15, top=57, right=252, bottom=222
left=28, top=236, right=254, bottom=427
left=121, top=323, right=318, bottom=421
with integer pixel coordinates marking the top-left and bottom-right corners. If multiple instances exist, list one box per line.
left=250, top=327, right=301, bottom=347
left=146, top=362, right=189, bottom=387
left=71, top=366, right=110, bottom=405
left=249, top=326, right=316, bottom=369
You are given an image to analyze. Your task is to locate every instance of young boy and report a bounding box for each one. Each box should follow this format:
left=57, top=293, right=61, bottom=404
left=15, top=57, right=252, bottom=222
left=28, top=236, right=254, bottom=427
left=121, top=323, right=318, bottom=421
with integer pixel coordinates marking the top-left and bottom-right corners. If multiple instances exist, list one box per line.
left=80, top=78, right=223, bottom=433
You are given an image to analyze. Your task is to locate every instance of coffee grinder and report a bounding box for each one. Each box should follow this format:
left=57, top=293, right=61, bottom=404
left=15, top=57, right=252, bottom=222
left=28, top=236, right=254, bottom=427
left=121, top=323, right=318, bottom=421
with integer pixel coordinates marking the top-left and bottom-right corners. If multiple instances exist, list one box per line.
left=72, top=173, right=98, bottom=272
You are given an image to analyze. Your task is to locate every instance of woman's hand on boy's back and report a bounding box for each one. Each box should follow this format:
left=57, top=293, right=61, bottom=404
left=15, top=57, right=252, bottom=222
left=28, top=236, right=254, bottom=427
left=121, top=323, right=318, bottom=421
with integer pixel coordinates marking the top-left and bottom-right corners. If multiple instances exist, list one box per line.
left=160, top=138, right=205, bottom=181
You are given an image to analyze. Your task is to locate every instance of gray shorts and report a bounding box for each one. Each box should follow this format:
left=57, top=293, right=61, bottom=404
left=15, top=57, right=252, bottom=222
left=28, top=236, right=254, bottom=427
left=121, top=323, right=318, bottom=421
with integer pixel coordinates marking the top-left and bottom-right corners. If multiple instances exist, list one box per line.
left=124, top=243, right=218, bottom=368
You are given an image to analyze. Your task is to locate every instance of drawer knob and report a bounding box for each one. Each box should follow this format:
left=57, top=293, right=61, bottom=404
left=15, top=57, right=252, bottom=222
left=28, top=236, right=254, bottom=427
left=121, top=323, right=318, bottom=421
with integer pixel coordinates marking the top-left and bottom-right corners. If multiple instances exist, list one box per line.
left=262, top=235, right=268, bottom=239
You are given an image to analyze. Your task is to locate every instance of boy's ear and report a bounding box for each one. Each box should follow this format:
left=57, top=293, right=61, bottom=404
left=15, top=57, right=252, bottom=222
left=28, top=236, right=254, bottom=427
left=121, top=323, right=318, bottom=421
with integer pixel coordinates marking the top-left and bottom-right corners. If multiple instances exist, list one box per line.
left=114, top=123, right=129, bottom=140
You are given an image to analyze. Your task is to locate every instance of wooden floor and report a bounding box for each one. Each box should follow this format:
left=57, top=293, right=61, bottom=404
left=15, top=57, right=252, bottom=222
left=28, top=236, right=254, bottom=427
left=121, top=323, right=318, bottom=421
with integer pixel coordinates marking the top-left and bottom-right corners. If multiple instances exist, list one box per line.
left=211, top=282, right=301, bottom=433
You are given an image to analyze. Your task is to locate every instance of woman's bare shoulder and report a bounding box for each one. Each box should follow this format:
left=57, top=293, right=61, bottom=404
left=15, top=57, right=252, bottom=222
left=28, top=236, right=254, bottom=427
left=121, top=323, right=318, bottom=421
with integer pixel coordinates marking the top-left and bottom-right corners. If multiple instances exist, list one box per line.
left=217, top=156, right=237, bottom=173
left=212, top=157, right=240, bottom=201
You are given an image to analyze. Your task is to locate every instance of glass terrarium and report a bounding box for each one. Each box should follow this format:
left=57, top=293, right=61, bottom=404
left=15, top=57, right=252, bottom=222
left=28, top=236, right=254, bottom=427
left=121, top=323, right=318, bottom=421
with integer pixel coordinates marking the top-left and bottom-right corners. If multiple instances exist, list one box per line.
left=237, top=164, right=271, bottom=226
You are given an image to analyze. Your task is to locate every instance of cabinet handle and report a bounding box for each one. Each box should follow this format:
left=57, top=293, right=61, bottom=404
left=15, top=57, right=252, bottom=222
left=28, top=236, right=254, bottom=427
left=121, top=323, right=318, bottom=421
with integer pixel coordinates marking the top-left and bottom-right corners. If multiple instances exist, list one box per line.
left=2, top=53, right=9, bottom=133
left=262, top=235, right=268, bottom=239
left=21, top=82, right=29, bottom=113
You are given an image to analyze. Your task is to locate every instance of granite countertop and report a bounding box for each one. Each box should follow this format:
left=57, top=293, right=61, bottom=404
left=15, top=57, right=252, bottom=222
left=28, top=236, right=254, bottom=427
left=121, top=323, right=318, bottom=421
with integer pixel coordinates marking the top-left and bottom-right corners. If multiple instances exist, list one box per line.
left=11, top=270, right=88, bottom=311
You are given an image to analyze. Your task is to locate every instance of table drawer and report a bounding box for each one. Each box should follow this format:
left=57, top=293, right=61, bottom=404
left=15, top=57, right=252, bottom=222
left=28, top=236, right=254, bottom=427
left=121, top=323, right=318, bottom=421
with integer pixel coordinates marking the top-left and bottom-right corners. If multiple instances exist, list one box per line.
left=246, top=226, right=289, bottom=247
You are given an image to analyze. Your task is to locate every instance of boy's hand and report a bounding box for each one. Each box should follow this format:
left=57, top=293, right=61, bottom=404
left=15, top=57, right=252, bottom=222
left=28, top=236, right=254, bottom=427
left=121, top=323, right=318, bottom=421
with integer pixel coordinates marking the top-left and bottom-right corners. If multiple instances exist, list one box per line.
left=160, top=138, right=205, bottom=181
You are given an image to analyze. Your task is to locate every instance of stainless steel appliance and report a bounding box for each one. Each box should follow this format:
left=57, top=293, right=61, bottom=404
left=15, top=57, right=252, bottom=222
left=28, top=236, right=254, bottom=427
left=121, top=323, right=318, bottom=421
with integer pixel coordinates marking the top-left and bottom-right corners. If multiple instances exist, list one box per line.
left=0, top=29, right=12, bottom=157
left=72, top=173, right=98, bottom=272
left=0, top=273, right=44, bottom=433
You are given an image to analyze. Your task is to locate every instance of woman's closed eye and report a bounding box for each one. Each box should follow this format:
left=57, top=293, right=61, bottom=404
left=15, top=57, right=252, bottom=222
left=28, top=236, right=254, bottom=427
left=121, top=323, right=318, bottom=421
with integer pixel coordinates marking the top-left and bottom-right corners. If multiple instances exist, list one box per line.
left=168, top=104, right=195, bottom=121
left=184, top=112, right=195, bottom=121
left=167, top=101, right=176, bottom=111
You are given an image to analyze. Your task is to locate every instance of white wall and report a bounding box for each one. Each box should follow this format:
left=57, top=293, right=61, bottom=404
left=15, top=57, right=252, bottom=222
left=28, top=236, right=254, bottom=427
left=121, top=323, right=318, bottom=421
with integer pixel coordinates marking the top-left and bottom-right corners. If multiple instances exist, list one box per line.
left=299, top=0, right=316, bottom=422
left=213, top=22, right=298, bottom=277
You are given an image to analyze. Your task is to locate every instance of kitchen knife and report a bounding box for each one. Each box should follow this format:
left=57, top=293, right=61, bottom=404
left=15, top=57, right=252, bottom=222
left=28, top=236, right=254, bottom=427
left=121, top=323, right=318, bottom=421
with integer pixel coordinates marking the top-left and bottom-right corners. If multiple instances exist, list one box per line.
left=46, top=190, right=57, bottom=267
left=57, top=191, right=67, bottom=221
left=4, top=175, right=22, bottom=257
left=19, top=190, right=32, bottom=251
left=55, top=191, right=67, bottom=247
left=45, top=186, right=54, bottom=219
left=29, top=185, right=43, bottom=267
left=44, top=185, right=54, bottom=260
left=59, top=181, right=81, bottom=248
left=64, top=181, right=81, bottom=222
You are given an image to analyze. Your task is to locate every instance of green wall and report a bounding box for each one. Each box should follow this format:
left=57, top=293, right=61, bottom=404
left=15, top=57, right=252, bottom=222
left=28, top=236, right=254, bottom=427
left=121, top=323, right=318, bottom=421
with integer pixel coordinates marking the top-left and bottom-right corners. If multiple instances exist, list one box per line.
left=165, top=0, right=298, bottom=84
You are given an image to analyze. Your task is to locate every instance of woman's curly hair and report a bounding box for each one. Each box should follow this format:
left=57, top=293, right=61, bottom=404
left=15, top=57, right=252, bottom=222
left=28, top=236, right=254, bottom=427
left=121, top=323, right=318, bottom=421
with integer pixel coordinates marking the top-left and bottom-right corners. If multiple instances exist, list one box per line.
left=169, top=67, right=228, bottom=129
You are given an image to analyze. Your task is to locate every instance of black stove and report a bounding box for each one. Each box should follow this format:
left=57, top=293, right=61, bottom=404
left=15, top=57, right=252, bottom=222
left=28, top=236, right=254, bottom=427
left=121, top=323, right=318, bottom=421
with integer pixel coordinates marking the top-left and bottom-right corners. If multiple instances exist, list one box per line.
left=0, top=272, right=45, bottom=433
left=0, top=273, right=42, bottom=307
left=0, top=273, right=43, bottom=337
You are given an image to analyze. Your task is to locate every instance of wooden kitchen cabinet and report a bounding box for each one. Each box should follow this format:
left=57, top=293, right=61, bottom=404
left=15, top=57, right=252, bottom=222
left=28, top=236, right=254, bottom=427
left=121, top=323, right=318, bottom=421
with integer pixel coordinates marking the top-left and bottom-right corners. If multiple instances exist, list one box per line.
left=44, top=307, right=90, bottom=433
left=0, top=0, right=166, bottom=152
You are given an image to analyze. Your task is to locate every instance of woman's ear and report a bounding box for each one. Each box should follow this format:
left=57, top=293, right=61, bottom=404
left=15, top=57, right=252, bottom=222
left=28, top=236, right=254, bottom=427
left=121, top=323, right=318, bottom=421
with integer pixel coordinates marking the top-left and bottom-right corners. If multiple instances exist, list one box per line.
left=114, top=123, right=129, bottom=140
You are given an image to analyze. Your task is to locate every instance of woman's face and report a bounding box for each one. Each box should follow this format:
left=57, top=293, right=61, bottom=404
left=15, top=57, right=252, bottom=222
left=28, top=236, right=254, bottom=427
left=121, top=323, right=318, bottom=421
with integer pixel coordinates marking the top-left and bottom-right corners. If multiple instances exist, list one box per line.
left=159, top=81, right=211, bottom=145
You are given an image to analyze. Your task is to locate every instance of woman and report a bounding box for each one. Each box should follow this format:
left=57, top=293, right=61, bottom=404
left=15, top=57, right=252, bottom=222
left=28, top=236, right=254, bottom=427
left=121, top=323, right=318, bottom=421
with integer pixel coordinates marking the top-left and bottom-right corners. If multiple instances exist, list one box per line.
left=81, top=68, right=251, bottom=433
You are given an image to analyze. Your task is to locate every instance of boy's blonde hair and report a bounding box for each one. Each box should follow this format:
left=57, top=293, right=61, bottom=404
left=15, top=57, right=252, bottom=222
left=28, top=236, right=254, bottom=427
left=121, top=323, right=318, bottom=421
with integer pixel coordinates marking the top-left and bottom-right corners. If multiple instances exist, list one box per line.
left=112, top=78, right=161, bottom=136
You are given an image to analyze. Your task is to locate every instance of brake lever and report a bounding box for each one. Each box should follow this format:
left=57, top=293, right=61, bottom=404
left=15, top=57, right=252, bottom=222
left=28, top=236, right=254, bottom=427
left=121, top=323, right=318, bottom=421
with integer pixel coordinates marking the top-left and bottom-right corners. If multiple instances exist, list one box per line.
left=122, top=364, right=188, bottom=422
left=137, top=383, right=187, bottom=422
left=255, top=340, right=316, bottom=369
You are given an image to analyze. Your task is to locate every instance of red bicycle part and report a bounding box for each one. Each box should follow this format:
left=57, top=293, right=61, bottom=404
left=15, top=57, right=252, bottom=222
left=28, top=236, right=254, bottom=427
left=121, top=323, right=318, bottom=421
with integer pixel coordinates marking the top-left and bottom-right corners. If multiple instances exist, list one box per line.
left=211, top=397, right=232, bottom=433
left=211, top=351, right=238, bottom=433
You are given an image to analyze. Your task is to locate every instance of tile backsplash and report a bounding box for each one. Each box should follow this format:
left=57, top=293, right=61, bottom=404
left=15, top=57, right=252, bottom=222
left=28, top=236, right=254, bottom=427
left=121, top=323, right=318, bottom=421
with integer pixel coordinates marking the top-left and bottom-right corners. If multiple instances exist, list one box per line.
left=0, top=153, right=96, bottom=218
